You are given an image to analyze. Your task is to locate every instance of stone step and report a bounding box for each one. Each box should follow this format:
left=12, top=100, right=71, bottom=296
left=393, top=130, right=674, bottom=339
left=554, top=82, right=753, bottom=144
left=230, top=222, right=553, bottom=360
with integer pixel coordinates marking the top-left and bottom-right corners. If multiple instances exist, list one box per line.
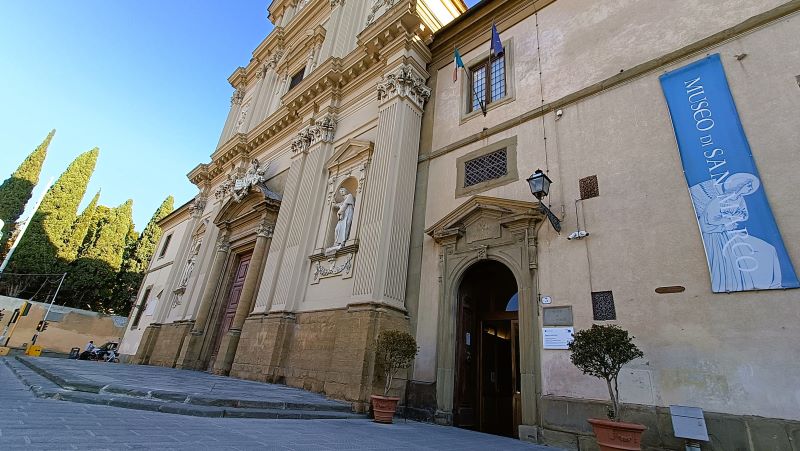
left=11, top=356, right=364, bottom=420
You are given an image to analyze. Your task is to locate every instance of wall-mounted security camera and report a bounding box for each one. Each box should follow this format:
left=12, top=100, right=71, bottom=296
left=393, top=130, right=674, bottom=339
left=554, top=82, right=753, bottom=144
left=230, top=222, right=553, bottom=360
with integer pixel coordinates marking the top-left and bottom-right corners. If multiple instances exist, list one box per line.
left=555, top=109, right=563, bottom=119
left=567, top=230, right=589, bottom=240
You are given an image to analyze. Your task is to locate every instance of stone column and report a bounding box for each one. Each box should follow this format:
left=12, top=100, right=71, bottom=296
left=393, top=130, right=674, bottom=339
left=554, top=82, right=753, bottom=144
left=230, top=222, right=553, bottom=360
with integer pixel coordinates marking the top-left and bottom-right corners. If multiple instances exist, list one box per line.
left=175, top=230, right=230, bottom=370
left=351, top=63, right=430, bottom=308
left=212, top=221, right=273, bottom=375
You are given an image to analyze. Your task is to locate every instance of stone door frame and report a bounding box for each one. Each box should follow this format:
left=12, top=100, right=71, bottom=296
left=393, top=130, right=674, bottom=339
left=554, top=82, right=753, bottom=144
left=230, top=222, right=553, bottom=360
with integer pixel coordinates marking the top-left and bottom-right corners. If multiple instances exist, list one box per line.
left=426, top=196, right=543, bottom=432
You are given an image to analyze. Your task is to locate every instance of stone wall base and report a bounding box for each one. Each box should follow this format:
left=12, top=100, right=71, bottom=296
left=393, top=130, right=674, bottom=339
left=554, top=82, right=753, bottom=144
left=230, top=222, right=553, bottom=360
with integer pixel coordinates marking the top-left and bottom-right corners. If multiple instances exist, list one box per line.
left=145, top=321, right=192, bottom=368
left=231, top=303, right=410, bottom=412
left=131, top=323, right=160, bottom=365
left=538, top=395, right=800, bottom=451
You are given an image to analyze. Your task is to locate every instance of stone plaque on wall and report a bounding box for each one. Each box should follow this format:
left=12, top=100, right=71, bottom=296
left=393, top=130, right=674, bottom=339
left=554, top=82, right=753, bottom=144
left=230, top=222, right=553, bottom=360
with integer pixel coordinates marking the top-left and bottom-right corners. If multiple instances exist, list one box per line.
left=542, top=306, right=573, bottom=326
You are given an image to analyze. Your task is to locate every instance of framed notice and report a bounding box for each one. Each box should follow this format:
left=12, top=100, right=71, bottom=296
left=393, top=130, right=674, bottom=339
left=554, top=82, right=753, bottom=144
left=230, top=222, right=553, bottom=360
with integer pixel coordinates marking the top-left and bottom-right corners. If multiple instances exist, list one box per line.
left=542, top=327, right=574, bottom=350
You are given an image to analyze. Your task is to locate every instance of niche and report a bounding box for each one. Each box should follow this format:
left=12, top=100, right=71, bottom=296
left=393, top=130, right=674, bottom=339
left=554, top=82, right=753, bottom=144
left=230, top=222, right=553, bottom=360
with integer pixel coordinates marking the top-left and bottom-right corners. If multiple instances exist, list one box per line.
left=326, top=177, right=358, bottom=251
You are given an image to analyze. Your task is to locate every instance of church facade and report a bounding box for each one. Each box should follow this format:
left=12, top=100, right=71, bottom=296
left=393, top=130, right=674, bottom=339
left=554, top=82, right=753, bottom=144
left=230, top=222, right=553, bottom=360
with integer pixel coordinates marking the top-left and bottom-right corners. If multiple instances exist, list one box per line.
left=122, top=0, right=800, bottom=448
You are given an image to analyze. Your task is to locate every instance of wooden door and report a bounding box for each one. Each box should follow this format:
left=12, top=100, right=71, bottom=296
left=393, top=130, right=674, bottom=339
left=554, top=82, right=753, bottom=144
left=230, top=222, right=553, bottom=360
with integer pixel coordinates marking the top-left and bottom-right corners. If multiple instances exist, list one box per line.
left=454, top=295, right=476, bottom=428
left=210, top=253, right=251, bottom=361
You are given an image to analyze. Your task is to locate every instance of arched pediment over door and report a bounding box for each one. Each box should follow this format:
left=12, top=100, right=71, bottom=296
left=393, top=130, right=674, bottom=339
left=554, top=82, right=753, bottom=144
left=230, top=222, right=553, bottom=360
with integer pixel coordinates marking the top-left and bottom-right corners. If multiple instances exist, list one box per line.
left=425, top=195, right=544, bottom=429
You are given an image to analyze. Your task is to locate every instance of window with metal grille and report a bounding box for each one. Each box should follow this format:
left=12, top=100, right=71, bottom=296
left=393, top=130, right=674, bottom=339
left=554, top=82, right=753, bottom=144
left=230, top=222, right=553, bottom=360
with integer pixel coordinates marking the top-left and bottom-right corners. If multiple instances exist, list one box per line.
left=288, top=69, right=305, bottom=91
left=464, top=148, right=507, bottom=187
left=131, top=287, right=151, bottom=328
left=470, top=55, right=506, bottom=113
left=158, top=234, right=172, bottom=258
left=579, top=175, right=599, bottom=199
left=591, top=291, right=617, bottom=321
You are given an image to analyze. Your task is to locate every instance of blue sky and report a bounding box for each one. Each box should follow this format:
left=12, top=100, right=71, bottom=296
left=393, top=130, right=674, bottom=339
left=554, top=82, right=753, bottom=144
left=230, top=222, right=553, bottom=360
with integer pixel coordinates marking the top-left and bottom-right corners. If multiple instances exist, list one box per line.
left=0, top=1, right=479, bottom=229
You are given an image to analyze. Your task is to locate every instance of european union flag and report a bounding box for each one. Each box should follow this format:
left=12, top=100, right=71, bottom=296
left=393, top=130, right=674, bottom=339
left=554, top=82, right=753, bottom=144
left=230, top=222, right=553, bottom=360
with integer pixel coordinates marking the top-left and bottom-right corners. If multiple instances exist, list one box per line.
left=490, top=23, right=504, bottom=57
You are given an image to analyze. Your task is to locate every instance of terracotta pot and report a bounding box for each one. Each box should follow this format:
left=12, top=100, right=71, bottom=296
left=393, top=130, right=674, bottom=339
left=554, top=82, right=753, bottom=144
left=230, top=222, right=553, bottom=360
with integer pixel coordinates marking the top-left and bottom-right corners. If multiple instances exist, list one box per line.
left=587, top=418, right=646, bottom=451
left=371, top=395, right=400, bottom=424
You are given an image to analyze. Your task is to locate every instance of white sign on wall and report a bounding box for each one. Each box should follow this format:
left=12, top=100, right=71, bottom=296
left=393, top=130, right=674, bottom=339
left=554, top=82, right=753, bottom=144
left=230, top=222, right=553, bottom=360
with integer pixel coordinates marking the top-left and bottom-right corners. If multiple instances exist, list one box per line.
left=542, top=327, right=574, bottom=350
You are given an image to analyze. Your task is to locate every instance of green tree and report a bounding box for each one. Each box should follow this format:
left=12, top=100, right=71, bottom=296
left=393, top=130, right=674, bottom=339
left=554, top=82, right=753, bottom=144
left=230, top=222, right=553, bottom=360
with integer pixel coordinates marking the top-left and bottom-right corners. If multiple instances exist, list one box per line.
left=10, top=147, right=99, bottom=274
left=114, top=195, right=174, bottom=314
left=0, top=130, right=54, bottom=253
left=63, top=190, right=100, bottom=261
left=67, top=199, right=133, bottom=312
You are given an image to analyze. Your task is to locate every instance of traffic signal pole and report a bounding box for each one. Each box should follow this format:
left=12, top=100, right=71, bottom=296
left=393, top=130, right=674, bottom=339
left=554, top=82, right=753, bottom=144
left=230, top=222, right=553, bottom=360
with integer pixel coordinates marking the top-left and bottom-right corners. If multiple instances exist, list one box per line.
left=31, top=273, right=66, bottom=346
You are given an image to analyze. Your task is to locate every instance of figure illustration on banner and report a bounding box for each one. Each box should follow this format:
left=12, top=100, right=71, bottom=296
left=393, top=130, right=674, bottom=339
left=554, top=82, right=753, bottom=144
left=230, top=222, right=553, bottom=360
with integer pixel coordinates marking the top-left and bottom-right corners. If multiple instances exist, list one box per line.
left=689, top=172, right=782, bottom=292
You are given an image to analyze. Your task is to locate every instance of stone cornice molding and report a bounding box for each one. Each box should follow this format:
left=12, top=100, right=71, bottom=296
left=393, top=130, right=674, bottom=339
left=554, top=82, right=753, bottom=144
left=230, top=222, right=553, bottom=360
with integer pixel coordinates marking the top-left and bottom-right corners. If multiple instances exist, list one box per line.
left=377, top=64, right=431, bottom=108
left=426, top=195, right=543, bottom=244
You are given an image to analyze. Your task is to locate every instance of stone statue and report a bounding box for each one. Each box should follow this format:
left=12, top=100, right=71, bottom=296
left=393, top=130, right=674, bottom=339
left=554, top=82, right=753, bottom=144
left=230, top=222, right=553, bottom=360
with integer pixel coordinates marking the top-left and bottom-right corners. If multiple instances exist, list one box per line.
left=332, top=187, right=355, bottom=248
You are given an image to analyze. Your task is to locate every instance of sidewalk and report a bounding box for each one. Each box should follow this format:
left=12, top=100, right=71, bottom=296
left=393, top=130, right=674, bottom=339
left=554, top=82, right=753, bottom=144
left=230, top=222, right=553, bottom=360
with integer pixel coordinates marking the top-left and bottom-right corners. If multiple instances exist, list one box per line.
left=0, top=357, right=564, bottom=450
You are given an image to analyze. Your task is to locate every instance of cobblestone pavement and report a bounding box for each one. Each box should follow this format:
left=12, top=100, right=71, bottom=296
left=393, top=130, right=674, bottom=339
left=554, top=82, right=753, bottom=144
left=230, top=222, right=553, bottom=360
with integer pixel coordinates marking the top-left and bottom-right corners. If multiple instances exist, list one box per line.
left=0, top=359, right=563, bottom=450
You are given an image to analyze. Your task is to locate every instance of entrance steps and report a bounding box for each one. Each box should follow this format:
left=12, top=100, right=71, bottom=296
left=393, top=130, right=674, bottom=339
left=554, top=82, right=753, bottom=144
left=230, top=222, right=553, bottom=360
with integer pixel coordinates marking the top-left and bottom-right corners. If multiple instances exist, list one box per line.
left=4, top=356, right=364, bottom=420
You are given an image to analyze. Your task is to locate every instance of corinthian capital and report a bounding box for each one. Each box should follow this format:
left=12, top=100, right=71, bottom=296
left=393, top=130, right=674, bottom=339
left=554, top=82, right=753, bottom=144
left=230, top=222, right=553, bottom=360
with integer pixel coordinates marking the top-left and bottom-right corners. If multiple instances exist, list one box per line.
left=377, top=64, right=431, bottom=108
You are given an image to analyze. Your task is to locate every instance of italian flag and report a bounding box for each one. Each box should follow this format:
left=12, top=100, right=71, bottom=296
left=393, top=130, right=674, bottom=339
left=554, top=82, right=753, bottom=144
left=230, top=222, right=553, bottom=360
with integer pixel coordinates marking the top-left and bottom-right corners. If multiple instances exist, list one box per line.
left=453, top=48, right=465, bottom=83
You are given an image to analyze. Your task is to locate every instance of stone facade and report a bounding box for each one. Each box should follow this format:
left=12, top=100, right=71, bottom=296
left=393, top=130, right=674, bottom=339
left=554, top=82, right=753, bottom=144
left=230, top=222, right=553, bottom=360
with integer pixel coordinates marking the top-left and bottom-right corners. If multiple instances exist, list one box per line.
left=119, top=0, right=800, bottom=447
left=413, top=0, right=800, bottom=448
left=120, top=0, right=467, bottom=412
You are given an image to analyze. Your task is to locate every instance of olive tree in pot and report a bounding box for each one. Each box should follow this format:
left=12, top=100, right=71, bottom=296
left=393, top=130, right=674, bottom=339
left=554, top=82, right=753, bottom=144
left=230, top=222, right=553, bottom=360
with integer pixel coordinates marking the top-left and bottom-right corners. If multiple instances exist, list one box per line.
left=568, top=324, right=646, bottom=451
left=372, top=329, right=418, bottom=424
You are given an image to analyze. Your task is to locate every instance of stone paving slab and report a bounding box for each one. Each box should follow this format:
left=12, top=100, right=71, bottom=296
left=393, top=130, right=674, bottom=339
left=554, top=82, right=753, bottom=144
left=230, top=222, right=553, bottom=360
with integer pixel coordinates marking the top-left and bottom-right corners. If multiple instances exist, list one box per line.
left=0, top=357, right=564, bottom=450
left=7, top=358, right=365, bottom=420
left=17, top=356, right=351, bottom=412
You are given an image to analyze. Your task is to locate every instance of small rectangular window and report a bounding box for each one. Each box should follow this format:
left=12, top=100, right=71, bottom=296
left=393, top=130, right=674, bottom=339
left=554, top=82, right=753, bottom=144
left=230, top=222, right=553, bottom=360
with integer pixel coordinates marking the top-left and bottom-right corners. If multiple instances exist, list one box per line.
left=464, top=148, right=508, bottom=187
left=159, top=234, right=172, bottom=258
left=288, top=69, right=305, bottom=91
left=131, top=287, right=151, bottom=328
left=591, top=291, right=617, bottom=321
left=469, top=55, right=506, bottom=113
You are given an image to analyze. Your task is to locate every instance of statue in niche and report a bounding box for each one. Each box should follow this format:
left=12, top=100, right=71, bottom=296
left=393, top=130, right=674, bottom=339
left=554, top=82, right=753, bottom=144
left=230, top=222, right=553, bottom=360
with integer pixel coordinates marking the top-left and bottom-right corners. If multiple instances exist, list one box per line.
left=332, top=187, right=355, bottom=248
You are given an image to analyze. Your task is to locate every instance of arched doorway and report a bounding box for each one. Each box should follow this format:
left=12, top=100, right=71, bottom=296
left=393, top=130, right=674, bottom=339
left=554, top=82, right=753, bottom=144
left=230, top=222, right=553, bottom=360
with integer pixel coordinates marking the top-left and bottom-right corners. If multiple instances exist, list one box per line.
left=453, top=260, right=521, bottom=438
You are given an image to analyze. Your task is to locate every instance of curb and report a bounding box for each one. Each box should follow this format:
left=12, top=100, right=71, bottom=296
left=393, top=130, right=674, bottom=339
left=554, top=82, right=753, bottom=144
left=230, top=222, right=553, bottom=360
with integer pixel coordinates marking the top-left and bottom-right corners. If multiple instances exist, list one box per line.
left=8, top=357, right=367, bottom=421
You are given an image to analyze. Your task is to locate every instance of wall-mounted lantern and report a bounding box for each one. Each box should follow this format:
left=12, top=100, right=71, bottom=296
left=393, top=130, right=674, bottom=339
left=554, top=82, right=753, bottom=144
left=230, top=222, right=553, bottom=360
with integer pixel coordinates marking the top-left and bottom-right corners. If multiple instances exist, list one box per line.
left=526, top=169, right=561, bottom=232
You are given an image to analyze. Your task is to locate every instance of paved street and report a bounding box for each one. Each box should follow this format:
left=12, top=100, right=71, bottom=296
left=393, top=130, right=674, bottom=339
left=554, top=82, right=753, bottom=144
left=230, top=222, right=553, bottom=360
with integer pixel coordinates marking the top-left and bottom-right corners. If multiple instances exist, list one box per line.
left=0, top=358, right=561, bottom=450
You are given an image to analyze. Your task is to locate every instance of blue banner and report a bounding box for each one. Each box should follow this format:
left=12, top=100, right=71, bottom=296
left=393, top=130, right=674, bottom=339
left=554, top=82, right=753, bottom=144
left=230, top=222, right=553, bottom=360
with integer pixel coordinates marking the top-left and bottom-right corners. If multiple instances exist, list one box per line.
left=660, top=54, right=798, bottom=293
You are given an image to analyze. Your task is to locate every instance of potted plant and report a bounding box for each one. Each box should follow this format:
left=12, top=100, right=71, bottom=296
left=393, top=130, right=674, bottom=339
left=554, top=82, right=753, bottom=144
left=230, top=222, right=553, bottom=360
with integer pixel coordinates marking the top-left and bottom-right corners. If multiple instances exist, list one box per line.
left=371, top=329, right=418, bottom=424
left=568, top=324, right=646, bottom=451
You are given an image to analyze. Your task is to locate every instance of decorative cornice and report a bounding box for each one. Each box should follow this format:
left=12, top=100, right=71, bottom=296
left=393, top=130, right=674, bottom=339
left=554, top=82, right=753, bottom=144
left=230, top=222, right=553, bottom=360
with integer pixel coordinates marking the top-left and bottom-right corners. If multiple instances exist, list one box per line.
left=377, top=64, right=431, bottom=108
left=366, top=0, right=399, bottom=26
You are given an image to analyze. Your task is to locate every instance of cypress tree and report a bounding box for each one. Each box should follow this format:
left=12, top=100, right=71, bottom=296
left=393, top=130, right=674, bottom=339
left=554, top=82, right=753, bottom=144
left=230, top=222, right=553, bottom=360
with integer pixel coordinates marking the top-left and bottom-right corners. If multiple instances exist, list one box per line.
left=68, top=199, right=133, bottom=312
left=114, top=195, right=174, bottom=314
left=63, top=190, right=100, bottom=261
left=10, top=147, right=99, bottom=274
left=0, top=130, right=54, bottom=252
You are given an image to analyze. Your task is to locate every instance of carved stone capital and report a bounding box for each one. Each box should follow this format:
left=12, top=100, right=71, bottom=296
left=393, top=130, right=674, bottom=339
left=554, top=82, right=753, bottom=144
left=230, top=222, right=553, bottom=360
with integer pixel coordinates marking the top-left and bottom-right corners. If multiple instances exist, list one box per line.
left=189, top=197, right=207, bottom=218
left=216, top=233, right=231, bottom=253
left=291, top=114, right=337, bottom=153
left=377, top=64, right=431, bottom=108
left=366, top=0, right=398, bottom=26
left=256, top=222, right=275, bottom=238
left=230, top=88, right=245, bottom=106
left=330, top=0, right=344, bottom=7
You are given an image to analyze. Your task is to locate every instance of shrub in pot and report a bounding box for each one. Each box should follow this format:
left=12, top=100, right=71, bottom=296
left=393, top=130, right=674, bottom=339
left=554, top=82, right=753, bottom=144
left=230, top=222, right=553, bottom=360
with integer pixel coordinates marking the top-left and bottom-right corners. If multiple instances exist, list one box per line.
left=568, top=324, right=646, bottom=451
left=372, top=329, right=418, bottom=424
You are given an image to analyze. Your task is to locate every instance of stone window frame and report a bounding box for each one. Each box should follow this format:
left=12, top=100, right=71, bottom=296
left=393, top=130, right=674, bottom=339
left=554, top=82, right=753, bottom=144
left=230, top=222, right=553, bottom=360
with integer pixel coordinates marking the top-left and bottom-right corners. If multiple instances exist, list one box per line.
left=459, top=37, right=516, bottom=124
left=455, top=136, right=518, bottom=198
left=158, top=233, right=173, bottom=259
left=130, top=285, right=152, bottom=329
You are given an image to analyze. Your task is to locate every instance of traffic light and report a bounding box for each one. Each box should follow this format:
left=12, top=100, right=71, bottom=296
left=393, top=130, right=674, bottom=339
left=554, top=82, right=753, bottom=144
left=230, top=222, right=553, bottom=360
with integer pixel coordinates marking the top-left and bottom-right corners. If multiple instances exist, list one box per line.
left=36, top=320, right=44, bottom=332
left=21, top=302, right=31, bottom=316
left=0, top=309, right=4, bottom=322
left=41, top=321, right=49, bottom=331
